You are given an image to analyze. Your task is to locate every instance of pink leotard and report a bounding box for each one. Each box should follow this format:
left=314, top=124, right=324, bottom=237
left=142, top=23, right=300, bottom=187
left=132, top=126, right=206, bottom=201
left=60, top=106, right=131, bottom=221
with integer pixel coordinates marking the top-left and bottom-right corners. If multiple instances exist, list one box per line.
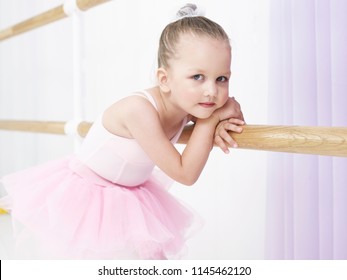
left=0, top=91, right=194, bottom=259
left=74, top=91, right=187, bottom=187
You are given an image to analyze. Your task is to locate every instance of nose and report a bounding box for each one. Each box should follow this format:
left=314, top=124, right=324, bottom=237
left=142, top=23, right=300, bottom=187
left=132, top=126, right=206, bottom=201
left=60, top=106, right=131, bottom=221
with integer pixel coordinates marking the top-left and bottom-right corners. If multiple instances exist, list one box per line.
left=203, top=81, right=218, bottom=98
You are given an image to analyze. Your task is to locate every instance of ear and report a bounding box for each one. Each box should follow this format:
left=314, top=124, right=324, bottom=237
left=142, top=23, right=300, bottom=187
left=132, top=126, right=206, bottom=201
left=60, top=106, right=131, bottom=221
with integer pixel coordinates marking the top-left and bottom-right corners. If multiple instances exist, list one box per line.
left=156, top=67, right=170, bottom=93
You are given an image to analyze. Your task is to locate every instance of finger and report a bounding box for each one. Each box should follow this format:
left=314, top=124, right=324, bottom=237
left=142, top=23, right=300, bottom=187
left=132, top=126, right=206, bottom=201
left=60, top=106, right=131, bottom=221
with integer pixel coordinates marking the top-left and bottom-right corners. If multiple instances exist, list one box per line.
left=219, top=129, right=233, bottom=145
left=221, top=131, right=238, bottom=148
left=229, top=138, right=238, bottom=148
left=238, top=114, right=245, bottom=123
left=239, top=111, right=245, bottom=122
left=219, top=130, right=239, bottom=148
left=228, top=118, right=245, bottom=126
left=226, top=99, right=244, bottom=121
left=224, top=123, right=243, bottom=133
left=214, top=135, right=230, bottom=154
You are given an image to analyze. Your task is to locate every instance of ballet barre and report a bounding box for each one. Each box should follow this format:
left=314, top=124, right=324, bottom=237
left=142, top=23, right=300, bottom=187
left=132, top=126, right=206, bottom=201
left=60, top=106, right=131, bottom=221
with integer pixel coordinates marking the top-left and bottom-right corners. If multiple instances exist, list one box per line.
left=0, top=120, right=346, bottom=157
left=2, top=1, right=345, bottom=158
left=0, top=0, right=111, bottom=42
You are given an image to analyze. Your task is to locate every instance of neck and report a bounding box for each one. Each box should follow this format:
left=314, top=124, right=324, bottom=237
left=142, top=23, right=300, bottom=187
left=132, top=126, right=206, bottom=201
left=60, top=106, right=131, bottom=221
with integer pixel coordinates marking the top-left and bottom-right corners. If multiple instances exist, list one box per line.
left=147, top=86, right=187, bottom=131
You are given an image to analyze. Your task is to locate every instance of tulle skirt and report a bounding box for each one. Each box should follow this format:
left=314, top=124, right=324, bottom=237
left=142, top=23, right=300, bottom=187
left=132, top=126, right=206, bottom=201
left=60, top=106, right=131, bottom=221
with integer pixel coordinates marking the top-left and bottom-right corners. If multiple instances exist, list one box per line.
left=0, top=156, right=198, bottom=259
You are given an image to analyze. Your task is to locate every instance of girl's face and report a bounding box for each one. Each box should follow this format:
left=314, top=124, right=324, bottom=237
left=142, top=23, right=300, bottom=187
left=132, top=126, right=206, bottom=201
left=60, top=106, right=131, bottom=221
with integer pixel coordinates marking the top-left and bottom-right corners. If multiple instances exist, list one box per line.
left=163, top=33, right=231, bottom=119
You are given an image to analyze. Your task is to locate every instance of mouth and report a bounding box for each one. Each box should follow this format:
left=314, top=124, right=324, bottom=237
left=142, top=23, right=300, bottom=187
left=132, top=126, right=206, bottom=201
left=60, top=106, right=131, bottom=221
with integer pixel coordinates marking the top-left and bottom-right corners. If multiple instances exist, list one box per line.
left=198, top=102, right=216, bottom=108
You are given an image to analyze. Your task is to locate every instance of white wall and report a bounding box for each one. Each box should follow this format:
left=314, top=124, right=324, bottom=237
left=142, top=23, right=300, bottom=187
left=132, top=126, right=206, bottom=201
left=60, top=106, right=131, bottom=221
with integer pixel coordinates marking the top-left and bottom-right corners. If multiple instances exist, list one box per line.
left=0, top=0, right=269, bottom=259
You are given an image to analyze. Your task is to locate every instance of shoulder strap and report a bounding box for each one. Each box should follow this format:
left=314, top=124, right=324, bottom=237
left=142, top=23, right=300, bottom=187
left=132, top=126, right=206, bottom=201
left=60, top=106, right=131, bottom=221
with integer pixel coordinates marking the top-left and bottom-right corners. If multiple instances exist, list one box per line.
left=132, top=90, right=187, bottom=143
left=170, top=116, right=188, bottom=143
left=132, top=90, right=158, bottom=111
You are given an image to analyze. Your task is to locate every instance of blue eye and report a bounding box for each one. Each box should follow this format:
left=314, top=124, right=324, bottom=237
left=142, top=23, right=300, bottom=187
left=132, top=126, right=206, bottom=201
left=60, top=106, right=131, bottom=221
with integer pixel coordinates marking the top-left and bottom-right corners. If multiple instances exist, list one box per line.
left=217, top=76, right=228, bottom=82
left=193, top=74, right=203, bottom=81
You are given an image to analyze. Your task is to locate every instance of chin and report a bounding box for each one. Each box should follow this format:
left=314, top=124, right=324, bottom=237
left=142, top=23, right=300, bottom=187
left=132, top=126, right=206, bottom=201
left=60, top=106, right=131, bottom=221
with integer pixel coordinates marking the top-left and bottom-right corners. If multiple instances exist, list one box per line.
left=193, top=112, right=213, bottom=119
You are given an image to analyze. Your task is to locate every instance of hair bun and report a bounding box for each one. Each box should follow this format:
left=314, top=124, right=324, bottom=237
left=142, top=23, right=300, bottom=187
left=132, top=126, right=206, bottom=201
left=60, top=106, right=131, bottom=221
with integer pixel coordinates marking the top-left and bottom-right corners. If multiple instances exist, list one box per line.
left=176, top=3, right=204, bottom=19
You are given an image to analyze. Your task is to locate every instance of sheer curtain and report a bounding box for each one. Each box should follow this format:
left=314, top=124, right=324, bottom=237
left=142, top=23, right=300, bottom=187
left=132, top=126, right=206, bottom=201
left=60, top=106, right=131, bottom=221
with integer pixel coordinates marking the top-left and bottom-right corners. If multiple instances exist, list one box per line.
left=266, top=0, right=347, bottom=259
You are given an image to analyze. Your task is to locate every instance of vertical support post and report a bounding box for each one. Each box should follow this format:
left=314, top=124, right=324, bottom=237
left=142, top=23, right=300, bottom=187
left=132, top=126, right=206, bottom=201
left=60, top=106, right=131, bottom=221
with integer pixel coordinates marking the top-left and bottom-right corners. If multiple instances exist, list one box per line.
left=64, top=0, right=86, bottom=149
left=72, top=12, right=84, bottom=149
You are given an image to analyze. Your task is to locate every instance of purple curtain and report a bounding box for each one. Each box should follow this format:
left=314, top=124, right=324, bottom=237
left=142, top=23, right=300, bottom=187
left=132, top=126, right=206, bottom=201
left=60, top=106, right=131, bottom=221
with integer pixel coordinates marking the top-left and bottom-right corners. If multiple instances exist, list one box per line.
left=266, top=0, right=347, bottom=259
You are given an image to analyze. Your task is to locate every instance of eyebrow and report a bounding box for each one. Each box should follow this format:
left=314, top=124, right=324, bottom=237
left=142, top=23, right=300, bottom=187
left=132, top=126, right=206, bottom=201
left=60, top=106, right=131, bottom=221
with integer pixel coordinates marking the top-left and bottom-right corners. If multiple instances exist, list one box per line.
left=221, top=71, right=232, bottom=76
left=188, top=69, right=231, bottom=76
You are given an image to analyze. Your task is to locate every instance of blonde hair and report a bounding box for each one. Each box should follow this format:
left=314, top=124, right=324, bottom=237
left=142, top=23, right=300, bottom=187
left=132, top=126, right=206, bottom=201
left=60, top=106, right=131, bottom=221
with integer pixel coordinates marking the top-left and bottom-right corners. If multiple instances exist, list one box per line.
left=158, top=4, right=230, bottom=68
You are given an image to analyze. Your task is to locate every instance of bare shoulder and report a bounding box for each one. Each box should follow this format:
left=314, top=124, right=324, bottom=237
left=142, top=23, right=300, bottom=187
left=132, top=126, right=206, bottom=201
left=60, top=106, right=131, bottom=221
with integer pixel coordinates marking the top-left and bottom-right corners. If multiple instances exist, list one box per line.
left=102, top=95, right=161, bottom=138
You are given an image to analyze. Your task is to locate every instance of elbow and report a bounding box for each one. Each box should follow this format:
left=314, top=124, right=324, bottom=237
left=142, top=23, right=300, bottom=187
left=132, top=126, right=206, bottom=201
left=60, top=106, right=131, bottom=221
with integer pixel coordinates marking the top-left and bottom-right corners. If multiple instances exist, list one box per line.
left=177, top=174, right=199, bottom=186
left=181, top=180, right=195, bottom=187
left=171, top=164, right=202, bottom=186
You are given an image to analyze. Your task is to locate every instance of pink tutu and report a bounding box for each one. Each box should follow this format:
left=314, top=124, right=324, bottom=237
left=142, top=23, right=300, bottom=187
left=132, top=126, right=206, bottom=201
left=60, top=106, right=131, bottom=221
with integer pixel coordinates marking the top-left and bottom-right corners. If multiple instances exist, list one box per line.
left=1, top=156, right=197, bottom=259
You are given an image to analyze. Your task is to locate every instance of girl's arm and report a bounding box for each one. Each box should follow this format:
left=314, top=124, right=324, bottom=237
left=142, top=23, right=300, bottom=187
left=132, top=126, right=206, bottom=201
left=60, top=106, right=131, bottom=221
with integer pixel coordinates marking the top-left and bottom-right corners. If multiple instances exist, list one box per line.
left=118, top=96, right=241, bottom=186
left=124, top=98, right=217, bottom=185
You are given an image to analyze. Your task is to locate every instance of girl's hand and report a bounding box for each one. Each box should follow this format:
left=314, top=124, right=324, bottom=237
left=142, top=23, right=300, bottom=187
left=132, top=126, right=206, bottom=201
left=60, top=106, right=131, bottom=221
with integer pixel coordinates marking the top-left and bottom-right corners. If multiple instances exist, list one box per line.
left=213, top=97, right=244, bottom=122
left=214, top=118, right=245, bottom=154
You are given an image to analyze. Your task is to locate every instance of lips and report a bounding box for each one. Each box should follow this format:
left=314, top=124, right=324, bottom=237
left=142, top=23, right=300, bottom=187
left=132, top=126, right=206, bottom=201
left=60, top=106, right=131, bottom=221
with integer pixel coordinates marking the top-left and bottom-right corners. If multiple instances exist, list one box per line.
left=198, top=102, right=216, bottom=108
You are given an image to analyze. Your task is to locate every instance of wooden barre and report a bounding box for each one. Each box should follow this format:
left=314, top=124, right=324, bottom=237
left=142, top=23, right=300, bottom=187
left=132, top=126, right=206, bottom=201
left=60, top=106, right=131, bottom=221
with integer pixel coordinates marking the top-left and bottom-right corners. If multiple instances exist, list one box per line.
left=0, top=120, right=346, bottom=157
left=0, top=0, right=111, bottom=42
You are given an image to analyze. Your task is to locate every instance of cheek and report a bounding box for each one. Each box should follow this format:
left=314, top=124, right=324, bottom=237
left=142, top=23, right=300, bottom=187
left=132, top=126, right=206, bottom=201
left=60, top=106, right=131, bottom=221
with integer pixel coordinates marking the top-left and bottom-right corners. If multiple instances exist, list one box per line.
left=220, top=89, right=229, bottom=104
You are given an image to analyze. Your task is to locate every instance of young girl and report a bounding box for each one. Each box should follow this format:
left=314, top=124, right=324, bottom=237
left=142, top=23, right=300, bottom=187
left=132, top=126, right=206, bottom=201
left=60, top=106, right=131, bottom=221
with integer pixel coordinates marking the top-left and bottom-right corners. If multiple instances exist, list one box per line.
left=0, top=3, right=244, bottom=259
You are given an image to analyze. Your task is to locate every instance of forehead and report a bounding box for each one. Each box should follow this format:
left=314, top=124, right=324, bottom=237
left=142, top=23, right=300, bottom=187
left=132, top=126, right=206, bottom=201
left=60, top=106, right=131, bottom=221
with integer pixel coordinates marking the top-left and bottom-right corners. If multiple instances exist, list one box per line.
left=171, top=33, right=231, bottom=71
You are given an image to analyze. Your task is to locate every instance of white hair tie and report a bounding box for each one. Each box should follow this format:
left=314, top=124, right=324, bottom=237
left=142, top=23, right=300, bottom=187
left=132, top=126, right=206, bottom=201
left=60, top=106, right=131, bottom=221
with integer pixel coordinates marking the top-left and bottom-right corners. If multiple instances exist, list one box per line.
left=171, top=3, right=206, bottom=22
